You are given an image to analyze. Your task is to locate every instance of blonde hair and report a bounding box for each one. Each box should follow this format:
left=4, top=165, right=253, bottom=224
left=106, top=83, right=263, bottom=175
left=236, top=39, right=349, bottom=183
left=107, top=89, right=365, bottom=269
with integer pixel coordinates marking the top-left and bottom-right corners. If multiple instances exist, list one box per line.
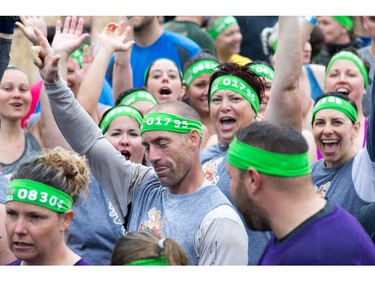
left=111, top=231, right=189, bottom=265
left=11, top=146, right=90, bottom=203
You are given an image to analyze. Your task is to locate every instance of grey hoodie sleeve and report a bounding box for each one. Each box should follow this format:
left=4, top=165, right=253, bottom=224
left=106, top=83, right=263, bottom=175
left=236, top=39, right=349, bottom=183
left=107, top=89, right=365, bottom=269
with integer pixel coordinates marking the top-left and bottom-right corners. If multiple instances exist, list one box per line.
left=44, top=78, right=154, bottom=223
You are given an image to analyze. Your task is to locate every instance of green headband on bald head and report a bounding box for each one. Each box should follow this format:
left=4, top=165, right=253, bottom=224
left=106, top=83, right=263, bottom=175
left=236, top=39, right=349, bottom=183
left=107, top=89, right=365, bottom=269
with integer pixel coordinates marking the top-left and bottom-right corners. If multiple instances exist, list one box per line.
left=249, top=64, right=274, bottom=81
left=228, top=137, right=311, bottom=177
left=208, top=16, right=238, bottom=40
left=326, top=51, right=368, bottom=88
left=100, top=106, right=143, bottom=134
left=332, top=16, right=354, bottom=32
left=118, top=90, right=158, bottom=107
left=312, top=95, right=358, bottom=124
left=183, top=60, right=219, bottom=89
left=140, top=112, right=203, bottom=137
left=210, top=75, right=260, bottom=113
left=6, top=179, right=73, bottom=213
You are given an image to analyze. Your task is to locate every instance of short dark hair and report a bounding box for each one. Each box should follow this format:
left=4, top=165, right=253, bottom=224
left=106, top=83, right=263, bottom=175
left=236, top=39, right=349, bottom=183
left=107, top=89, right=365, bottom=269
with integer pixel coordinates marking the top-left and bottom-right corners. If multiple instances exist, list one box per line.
left=236, top=121, right=309, bottom=155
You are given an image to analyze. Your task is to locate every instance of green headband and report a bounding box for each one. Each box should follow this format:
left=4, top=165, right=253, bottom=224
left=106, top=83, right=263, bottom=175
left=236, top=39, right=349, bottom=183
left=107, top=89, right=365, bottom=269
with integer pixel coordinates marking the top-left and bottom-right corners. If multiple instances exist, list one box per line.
left=125, top=256, right=168, bottom=266
left=6, top=179, right=73, bottom=213
left=183, top=60, right=219, bottom=89
left=312, top=95, right=358, bottom=124
left=100, top=106, right=143, bottom=134
left=326, top=51, right=368, bottom=89
left=249, top=64, right=274, bottom=81
left=140, top=112, right=203, bottom=137
left=118, top=90, right=158, bottom=107
left=70, top=44, right=90, bottom=68
left=228, top=137, right=311, bottom=177
left=208, top=16, right=238, bottom=40
left=210, top=75, right=260, bottom=113
left=332, top=16, right=354, bottom=32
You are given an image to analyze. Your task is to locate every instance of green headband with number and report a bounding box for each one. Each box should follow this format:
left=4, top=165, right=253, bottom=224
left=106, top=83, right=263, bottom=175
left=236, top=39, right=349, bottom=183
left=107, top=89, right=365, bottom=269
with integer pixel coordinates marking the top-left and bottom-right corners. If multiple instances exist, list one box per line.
left=249, top=64, right=274, bottom=81
left=125, top=256, right=168, bottom=266
left=210, top=75, right=260, bottom=113
left=6, top=179, right=73, bottom=213
left=326, top=51, right=368, bottom=88
left=332, top=16, right=354, bottom=32
left=183, top=60, right=219, bottom=89
left=208, top=16, right=238, bottom=40
left=228, top=137, right=311, bottom=177
left=118, top=90, right=158, bottom=107
left=100, top=106, right=143, bottom=134
left=140, top=112, right=203, bottom=137
left=311, top=95, right=358, bottom=124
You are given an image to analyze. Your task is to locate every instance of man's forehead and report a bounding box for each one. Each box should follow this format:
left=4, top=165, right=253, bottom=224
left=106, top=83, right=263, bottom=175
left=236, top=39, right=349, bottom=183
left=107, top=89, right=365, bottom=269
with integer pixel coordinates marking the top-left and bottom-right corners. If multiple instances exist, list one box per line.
left=141, top=130, right=174, bottom=143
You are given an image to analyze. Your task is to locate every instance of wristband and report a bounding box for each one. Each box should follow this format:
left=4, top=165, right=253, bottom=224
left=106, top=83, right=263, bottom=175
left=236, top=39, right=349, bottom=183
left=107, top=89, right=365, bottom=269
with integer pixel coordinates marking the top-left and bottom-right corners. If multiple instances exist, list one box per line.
left=0, top=18, right=17, bottom=34
left=302, top=16, right=317, bottom=25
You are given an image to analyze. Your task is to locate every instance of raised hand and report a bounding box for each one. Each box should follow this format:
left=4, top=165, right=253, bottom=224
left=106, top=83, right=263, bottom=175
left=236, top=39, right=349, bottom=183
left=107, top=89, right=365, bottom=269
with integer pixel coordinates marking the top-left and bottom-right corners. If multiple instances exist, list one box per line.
left=99, top=20, right=134, bottom=53
left=16, top=16, right=48, bottom=46
left=31, top=27, right=60, bottom=83
left=51, top=16, right=90, bottom=59
left=75, top=42, right=95, bottom=84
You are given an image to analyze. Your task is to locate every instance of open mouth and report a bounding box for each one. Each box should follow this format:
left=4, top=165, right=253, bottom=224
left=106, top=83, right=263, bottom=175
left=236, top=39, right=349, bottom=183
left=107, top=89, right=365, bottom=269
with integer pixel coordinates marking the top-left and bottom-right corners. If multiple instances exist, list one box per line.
left=335, top=88, right=350, bottom=95
left=10, top=102, right=23, bottom=109
left=220, top=116, right=236, bottom=130
left=321, top=139, right=339, bottom=153
left=121, top=150, right=131, bottom=160
left=159, top=87, right=171, bottom=96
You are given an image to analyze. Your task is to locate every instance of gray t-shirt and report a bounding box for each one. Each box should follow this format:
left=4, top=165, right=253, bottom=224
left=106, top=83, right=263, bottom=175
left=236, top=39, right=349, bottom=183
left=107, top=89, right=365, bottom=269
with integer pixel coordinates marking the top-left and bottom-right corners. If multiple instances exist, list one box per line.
left=0, top=172, right=9, bottom=204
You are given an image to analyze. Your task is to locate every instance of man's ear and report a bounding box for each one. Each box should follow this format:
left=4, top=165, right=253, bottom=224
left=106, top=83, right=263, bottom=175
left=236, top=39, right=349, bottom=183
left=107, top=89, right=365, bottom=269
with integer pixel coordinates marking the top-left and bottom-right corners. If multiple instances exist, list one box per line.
left=246, top=168, right=262, bottom=195
left=188, top=129, right=201, bottom=150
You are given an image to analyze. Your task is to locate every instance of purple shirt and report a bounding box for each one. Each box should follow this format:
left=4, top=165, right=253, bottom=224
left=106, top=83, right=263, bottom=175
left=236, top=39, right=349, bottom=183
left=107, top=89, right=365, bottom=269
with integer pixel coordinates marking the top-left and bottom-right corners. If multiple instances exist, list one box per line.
left=6, top=258, right=91, bottom=265
left=258, top=201, right=375, bottom=265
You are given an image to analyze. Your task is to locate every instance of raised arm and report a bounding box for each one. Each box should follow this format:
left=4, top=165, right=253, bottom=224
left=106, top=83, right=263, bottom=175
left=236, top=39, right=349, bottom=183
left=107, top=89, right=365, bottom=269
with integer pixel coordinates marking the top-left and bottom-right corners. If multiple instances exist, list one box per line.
left=75, top=20, right=134, bottom=124
left=0, top=16, right=18, bottom=80
left=37, top=16, right=89, bottom=149
left=264, top=16, right=303, bottom=130
left=112, top=17, right=134, bottom=101
left=31, top=26, right=153, bottom=224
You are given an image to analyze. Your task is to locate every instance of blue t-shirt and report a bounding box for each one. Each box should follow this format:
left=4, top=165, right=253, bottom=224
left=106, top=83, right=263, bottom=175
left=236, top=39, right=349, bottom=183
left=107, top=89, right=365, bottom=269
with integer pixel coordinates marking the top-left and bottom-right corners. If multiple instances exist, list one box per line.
left=106, top=30, right=201, bottom=88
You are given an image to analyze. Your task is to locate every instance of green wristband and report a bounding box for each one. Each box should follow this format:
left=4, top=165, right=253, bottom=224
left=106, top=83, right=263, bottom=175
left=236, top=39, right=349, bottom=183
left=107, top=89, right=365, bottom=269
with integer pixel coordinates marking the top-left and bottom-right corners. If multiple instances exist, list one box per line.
left=118, top=90, right=157, bottom=107
left=183, top=60, right=219, bottom=89
left=312, top=95, right=358, bottom=124
left=208, top=16, right=238, bottom=40
left=140, top=112, right=203, bottom=137
left=326, top=51, right=368, bottom=88
left=210, top=75, right=260, bottom=113
left=100, top=106, right=143, bottom=134
left=228, top=137, right=311, bottom=177
left=249, top=64, right=274, bottom=81
left=125, top=256, right=168, bottom=266
left=6, top=179, right=73, bottom=213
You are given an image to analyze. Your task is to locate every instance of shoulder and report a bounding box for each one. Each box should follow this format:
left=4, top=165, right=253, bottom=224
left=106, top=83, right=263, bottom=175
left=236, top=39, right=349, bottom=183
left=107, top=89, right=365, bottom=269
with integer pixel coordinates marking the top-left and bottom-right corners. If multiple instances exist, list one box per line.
left=162, top=30, right=201, bottom=50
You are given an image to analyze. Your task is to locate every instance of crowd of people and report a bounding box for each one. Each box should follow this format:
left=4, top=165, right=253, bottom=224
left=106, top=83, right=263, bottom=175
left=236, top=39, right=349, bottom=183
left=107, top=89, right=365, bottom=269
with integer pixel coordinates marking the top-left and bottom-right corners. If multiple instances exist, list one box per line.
left=1, top=15, right=375, bottom=266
